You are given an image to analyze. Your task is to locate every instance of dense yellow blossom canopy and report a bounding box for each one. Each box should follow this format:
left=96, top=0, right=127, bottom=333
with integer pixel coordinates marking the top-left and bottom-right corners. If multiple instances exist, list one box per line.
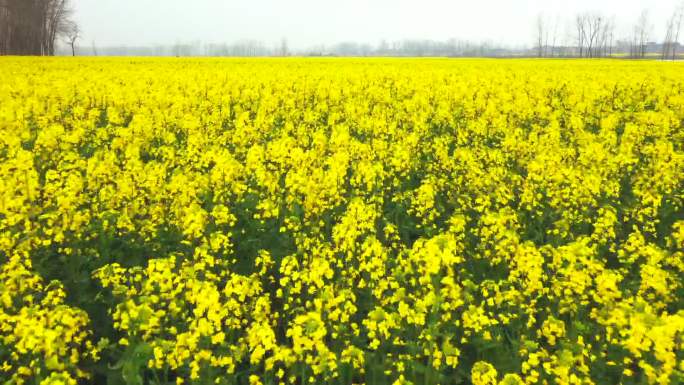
left=0, top=57, right=682, bottom=385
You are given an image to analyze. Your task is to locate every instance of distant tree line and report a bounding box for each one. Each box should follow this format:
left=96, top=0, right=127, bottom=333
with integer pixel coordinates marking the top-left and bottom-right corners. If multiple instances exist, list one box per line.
left=64, top=39, right=531, bottom=58
left=535, top=3, right=684, bottom=60
left=0, top=0, right=78, bottom=55
left=63, top=3, right=684, bottom=60
left=68, top=36, right=682, bottom=59
left=3, top=0, right=683, bottom=59
left=663, top=6, right=684, bottom=60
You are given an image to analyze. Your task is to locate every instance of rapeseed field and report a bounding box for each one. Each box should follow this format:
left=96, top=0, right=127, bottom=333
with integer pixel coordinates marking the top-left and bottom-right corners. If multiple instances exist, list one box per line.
left=0, top=58, right=682, bottom=385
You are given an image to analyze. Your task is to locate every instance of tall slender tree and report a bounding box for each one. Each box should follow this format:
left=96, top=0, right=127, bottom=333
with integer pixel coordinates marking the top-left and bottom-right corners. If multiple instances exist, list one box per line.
left=575, top=14, right=587, bottom=57
left=635, top=10, right=651, bottom=58
left=535, top=14, right=546, bottom=57
left=671, top=3, right=684, bottom=60
left=62, top=19, right=79, bottom=56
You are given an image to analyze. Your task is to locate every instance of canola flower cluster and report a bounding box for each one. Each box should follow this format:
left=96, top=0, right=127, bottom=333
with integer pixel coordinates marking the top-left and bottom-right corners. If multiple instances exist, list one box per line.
left=0, top=57, right=682, bottom=385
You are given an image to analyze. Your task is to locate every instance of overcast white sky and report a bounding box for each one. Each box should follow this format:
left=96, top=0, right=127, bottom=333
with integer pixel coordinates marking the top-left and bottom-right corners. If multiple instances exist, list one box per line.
left=74, top=0, right=682, bottom=49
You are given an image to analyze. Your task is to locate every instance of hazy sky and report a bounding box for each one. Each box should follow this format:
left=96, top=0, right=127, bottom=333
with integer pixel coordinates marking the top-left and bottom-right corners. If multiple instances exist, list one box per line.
left=75, top=0, right=681, bottom=49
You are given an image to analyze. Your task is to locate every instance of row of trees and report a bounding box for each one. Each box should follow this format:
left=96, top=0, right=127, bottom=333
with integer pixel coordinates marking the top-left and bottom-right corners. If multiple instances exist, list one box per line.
left=536, top=4, right=684, bottom=59
left=535, top=14, right=617, bottom=58
left=575, top=14, right=616, bottom=58
left=663, top=6, right=684, bottom=60
left=64, top=39, right=528, bottom=58
left=0, top=0, right=79, bottom=56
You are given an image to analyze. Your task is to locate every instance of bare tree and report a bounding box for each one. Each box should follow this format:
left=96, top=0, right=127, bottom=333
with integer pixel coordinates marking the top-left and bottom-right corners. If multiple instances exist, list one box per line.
left=550, top=15, right=560, bottom=57
left=585, top=13, right=602, bottom=58
left=573, top=13, right=602, bottom=58
left=630, top=25, right=638, bottom=58
left=544, top=18, right=551, bottom=57
left=575, top=14, right=587, bottom=57
left=62, top=20, right=78, bottom=56
left=671, top=3, right=684, bottom=60
left=663, top=12, right=676, bottom=60
left=607, top=17, right=616, bottom=57
left=535, top=14, right=545, bottom=57
left=597, top=17, right=614, bottom=57
left=280, top=37, right=289, bottom=57
left=634, top=10, right=652, bottom=58
left=172, top=39, right=181, bottom=57
left=45, top=0, right=70, bottom=55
